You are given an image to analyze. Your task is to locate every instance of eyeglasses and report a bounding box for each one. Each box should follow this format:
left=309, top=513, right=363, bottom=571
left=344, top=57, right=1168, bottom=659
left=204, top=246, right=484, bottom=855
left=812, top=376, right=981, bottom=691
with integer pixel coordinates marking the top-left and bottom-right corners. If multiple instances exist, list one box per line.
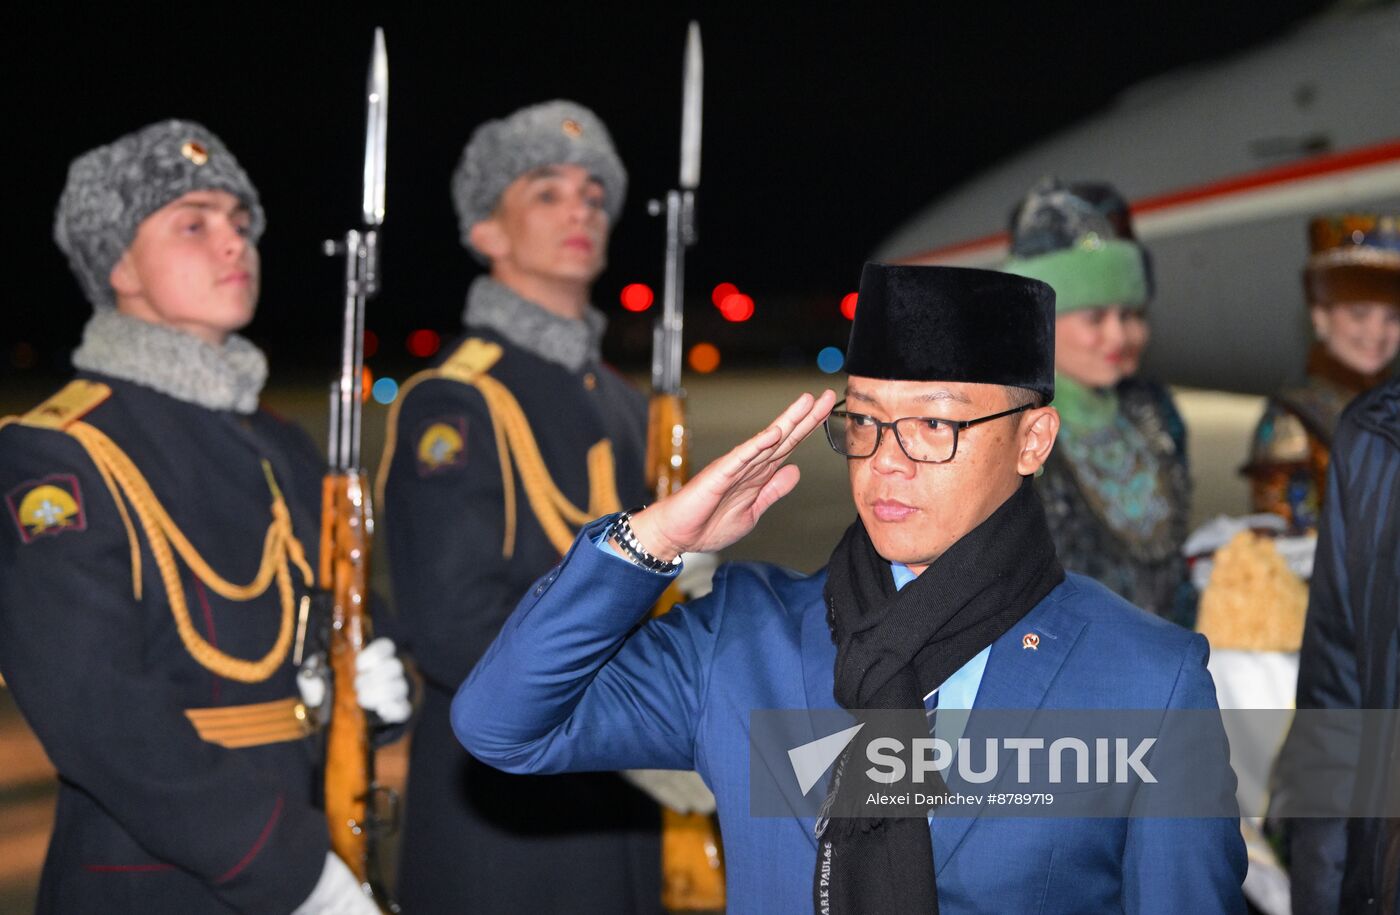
left=823, top=400, right=1033, bottom=463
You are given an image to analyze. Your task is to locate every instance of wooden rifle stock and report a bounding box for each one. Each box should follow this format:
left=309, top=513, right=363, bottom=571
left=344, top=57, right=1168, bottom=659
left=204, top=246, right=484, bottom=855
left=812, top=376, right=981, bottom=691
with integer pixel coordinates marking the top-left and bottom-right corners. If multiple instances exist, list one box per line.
left=318, top=471, right=374, bottom=885
left=647, top=392, right=726, bottom=909
left=646, top=393, right=689, bottom=502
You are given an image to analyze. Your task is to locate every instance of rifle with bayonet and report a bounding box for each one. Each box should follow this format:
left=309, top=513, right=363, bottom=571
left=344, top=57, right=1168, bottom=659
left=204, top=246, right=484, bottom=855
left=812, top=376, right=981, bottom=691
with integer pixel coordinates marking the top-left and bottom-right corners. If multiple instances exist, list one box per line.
left=318, top=27, right=398, bottom=911
left=647, top=22, right=727, bottom=911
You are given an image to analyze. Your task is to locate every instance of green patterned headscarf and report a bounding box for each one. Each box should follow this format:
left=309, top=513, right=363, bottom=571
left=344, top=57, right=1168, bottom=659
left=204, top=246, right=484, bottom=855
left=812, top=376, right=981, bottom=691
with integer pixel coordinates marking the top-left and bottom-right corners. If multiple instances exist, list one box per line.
left=1004, top=234, right=1149, bottom=314
left=1001, top=177, right=1151, bottom=315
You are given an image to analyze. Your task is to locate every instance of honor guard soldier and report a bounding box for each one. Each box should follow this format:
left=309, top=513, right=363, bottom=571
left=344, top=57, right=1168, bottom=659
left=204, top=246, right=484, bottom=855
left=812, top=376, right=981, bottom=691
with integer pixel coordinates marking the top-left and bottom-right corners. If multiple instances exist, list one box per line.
left=0, top=120, right=409, bottom=914
left=378, top=101, right=671, bottom=912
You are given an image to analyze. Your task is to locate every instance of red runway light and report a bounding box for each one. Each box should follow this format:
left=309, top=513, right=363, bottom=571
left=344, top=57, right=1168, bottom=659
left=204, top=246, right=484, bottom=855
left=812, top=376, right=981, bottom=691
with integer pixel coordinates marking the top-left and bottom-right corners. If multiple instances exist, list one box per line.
left=840, top=292, right=858, bottom=321
left=407, top=329, right=442, bottom=358
left=719, top=292, right=755, bottom=323
left=711, top=282, right=739, bottom=308
left=363, top=329, right=379, bottom=358
left=620, top=283, right=655, bottom=312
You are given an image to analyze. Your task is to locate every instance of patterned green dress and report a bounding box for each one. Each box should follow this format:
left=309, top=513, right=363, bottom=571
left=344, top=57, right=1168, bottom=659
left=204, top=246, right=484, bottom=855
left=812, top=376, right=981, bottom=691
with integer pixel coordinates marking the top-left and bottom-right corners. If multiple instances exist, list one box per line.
left=1037, top=376, right=1194, bottom=626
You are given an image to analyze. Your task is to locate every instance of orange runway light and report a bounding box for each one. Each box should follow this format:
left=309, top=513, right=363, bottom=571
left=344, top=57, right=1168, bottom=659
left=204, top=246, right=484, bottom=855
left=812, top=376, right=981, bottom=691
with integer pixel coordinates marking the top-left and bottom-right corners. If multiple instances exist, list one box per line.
left=361, top=366, right=374, bottom=402
left=688, top=342, right=721, bottom=374
left=620, top=283, right=655, bottom=312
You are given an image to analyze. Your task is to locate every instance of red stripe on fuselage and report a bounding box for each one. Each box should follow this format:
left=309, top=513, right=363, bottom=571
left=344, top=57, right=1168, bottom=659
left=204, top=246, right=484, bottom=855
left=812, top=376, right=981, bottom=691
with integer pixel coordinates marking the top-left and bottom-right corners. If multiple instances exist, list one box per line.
left=898, top=138, right=1400, bottom=263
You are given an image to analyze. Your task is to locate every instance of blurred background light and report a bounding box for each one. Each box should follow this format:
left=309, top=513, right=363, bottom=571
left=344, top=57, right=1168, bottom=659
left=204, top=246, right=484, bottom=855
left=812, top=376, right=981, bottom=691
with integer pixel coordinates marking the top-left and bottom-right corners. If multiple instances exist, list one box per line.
left=406, top=328, right=441, bottom=358
left=371, top=376, right=399, bottom=405
left=688, top=342, right=721, bottom=374
left=620, top=282, right=655, bottom=312
left=817, top=346, right=845, bottom=374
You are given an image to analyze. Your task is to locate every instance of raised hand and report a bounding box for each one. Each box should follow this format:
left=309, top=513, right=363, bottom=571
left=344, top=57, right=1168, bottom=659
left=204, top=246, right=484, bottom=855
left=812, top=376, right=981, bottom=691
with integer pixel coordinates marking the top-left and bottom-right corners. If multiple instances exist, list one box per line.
left=627, top=390, right=837, bottom=559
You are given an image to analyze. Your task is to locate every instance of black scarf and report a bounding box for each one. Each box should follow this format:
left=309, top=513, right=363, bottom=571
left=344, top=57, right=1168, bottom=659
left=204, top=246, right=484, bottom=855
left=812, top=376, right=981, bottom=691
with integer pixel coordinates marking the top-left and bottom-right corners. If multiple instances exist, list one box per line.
left=814, top=478, right=1064, bottom=914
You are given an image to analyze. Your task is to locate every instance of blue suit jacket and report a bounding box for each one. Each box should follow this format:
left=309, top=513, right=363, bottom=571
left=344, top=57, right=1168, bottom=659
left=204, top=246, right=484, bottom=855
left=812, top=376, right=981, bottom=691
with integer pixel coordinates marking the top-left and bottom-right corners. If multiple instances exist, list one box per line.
left=454, top=518, right=1246, bottom=914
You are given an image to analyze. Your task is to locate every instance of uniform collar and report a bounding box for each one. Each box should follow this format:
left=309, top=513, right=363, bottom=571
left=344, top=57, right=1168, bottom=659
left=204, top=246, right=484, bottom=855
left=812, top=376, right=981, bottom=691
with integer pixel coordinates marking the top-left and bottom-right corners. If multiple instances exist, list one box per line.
left=71, top=310, right=267, bottom=414
left=462, top=275, right=607, bottom=373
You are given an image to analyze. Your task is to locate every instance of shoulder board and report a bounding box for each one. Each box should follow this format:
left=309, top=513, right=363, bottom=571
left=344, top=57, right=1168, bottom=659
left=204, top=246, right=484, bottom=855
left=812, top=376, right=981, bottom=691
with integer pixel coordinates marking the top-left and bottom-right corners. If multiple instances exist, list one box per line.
left=437, top=337, right=503, bottom=384
left=17, top=380, right=112, bottom=430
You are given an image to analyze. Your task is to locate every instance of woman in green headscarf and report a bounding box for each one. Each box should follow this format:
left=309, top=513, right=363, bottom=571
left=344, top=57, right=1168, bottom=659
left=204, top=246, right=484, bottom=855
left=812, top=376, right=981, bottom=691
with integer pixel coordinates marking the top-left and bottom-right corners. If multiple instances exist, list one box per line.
left=1003, top=178, right=1194, bottom=625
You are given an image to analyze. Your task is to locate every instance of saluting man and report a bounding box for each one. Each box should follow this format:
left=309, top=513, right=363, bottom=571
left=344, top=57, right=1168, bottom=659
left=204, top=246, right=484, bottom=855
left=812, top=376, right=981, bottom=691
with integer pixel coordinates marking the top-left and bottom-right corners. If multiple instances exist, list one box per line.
left=380, top=100, right=709, bottom=913
left=453, top=264, right=1248, bottom=914
left=0, top=120, right=409, bottom=914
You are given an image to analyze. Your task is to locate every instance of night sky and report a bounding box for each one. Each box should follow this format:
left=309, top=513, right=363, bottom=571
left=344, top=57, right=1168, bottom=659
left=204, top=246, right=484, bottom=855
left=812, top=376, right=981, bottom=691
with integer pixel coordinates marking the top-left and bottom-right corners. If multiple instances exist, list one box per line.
left=7, top=2, right=1329, bottom=381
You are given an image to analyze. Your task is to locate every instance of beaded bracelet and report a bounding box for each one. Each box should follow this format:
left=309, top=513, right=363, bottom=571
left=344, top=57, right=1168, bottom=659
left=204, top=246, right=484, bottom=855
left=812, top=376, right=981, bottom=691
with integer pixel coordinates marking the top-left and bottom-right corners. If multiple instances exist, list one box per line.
left=610, top=509, right=682, bottom=574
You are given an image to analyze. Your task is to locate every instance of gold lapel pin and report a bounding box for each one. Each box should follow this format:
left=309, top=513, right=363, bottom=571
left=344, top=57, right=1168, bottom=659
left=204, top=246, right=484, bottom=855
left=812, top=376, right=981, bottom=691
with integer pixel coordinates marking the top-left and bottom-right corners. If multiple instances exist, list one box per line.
left=1022, top=632, right=1040, bottom=650
left=561, top=118, right=583, bottom=138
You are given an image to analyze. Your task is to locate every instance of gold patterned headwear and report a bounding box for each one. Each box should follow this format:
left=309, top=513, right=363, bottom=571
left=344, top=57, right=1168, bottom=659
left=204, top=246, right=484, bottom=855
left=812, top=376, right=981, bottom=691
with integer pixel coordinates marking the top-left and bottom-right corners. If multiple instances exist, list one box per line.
left=1303, top=212, right=1400, bottom=308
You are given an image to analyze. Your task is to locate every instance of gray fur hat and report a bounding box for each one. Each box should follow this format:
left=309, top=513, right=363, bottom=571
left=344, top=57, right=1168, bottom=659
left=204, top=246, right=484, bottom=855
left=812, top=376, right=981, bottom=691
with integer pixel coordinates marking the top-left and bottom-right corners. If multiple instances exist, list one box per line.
left=54, top=119, right=265, bottom=310
left=451, top=100, right=627, bottom=258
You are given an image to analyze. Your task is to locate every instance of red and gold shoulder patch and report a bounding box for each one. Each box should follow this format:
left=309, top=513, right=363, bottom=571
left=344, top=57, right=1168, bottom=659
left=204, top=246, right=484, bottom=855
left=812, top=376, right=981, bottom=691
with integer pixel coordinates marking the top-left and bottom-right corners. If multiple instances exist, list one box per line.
left=415, top=416, right=468, bottom=477
left=6, top=474, right=86, bottom=544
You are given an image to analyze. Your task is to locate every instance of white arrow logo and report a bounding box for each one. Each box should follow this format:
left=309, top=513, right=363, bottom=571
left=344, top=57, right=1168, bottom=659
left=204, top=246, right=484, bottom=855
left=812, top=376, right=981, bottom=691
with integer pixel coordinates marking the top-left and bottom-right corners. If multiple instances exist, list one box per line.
left=787, top=723, right=865, bottom=796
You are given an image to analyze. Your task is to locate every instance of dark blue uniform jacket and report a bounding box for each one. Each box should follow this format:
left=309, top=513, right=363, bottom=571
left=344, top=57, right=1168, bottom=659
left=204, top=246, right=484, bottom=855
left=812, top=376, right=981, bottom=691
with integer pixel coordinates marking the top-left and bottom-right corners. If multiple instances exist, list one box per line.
left=382, top=328, right=662, bottom=913
left=0, top=373, right=329, bottom=913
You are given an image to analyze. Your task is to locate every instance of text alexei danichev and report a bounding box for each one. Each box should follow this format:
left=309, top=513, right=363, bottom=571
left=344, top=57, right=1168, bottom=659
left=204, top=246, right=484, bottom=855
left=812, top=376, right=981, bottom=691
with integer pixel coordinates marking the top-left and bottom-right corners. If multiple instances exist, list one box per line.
left=865, top=791, right=1058, bottom=807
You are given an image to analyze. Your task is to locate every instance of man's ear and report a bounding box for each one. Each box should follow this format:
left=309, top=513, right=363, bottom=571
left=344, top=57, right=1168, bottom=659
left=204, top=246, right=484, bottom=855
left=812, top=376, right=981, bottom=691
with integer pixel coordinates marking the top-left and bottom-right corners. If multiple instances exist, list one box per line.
left=468, top=219, right=508, bottom=262
left=108, top=251, right=142, bottom=298
left=1016, top=406, right=1059, bottom=476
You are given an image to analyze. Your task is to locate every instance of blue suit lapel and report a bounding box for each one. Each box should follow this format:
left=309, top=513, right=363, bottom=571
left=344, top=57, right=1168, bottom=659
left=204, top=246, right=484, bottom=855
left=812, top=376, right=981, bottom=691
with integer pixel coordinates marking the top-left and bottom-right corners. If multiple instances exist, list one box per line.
left=932, top=589, right=1086, bottom=875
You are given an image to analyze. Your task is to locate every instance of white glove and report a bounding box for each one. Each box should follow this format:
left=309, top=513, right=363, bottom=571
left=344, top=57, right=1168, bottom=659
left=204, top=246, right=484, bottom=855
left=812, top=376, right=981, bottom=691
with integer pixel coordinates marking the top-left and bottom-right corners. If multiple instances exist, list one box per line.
left=354, top=637, right=411, bottom=725
left=675, top=551, right=721, bottom=600
left=291, top=851, right=378, bottom=914
left=296, top=653, right=330, bottom=713
left=622, top=768, right=717, bottom=815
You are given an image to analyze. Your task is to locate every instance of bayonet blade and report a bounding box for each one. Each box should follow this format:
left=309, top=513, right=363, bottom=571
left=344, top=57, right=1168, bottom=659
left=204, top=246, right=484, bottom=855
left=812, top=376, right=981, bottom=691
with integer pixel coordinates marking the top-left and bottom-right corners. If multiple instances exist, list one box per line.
left=679, top=22, right=703, bottom=190
left=362, top=27, right=388, bottom=226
